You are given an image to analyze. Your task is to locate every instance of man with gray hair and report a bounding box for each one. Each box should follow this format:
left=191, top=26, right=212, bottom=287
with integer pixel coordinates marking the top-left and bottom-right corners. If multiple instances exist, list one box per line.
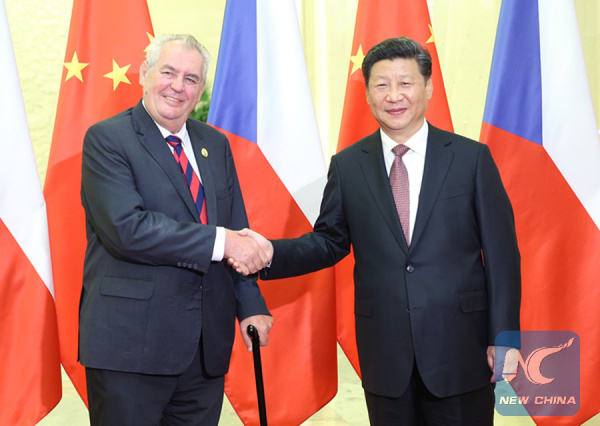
left=79, top=34, right=273, bottom=425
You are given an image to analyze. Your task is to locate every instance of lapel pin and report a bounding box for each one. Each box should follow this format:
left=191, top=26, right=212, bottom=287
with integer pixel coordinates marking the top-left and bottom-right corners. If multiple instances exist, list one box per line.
left=201, top=148, right=208, bottom=158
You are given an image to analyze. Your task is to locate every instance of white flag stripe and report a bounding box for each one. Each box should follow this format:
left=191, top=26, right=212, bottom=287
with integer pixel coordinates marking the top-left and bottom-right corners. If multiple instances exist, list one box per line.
left=257, top=0, right=327, bottom=225
left=0, top=3, right=54, bottom=296
left=539, top=0, right=600, bottom=229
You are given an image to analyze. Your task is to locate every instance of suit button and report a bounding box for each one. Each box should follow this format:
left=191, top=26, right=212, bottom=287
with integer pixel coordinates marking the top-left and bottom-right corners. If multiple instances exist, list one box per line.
left=406, top=265, right=414, bottom=273
left=177, top=262, right=182, bottom=267
left=182, top=262, right=188, bottom=268
left=193, top=264, right=199, bottom=269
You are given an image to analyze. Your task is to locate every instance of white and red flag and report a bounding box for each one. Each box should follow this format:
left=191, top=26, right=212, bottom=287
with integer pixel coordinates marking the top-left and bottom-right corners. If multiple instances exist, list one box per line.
left=0, top=2, right=61, bottom=423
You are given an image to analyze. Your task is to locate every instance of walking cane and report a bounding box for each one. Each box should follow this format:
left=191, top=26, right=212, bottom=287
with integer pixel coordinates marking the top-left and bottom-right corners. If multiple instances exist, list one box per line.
left=247, top=325, right=268, bottom=426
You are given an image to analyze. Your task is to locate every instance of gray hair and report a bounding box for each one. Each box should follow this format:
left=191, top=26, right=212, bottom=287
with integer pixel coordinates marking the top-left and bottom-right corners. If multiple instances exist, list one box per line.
left=145, top=34, right=211, bottom=85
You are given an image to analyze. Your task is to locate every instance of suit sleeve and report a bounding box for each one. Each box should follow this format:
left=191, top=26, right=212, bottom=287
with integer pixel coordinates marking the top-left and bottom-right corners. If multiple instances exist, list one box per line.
left=220, top=139, right=271, bottom=319
left=265, top=155, right=351, bottom=279
left=475, top=144, right=521, bottom=346
left=81, top=122, right=216, bottom=273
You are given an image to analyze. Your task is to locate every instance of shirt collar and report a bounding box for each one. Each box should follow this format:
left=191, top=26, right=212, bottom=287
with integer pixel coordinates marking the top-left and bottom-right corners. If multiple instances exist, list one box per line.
left=142, top=99, right=188, bottom=140
left=380, top=119, right=428, bottom=158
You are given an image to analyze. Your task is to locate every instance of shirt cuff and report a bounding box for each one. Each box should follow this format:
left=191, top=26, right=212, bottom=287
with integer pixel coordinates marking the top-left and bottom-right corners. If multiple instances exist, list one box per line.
left=212, top=226, right=226, bottom=262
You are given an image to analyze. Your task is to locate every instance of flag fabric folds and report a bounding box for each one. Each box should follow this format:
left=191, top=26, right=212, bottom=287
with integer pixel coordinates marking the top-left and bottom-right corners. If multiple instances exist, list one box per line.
left=481, top=1, right=600, bottom=424
left=0, top=2, right=61, bottom=423
left=208, top=0, right=337, bottom=424
left=44, top=0, right=153, bottom=404
left=335, top=0, right=454, bottom=375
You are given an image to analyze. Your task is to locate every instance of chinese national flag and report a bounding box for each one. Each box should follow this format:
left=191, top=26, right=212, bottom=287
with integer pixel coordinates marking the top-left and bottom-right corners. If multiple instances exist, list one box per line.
left=336, top=0, right=453, bottom=374
left=44, top=0, right=153, bottom=404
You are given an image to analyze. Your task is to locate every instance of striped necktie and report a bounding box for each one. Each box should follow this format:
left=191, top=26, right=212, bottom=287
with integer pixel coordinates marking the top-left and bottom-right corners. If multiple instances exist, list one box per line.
left=166, top=135, right=207, bottom=224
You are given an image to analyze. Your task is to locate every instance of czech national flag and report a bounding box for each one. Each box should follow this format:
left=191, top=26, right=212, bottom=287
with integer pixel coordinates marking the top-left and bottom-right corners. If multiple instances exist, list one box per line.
left=481, top=1, right=600, bottom=424
left=208, top=1, right=337, bottom=424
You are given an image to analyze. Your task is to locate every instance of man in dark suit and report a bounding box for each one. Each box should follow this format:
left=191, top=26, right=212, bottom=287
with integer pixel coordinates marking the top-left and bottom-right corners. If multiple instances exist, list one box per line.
left=79, top=34, right=273, bottom=425
left=238, top=37, right=521, bottom=425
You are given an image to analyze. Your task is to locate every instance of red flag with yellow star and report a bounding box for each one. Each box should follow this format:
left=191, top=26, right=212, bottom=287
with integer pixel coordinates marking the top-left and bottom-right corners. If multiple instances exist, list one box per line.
left=335, top=0, right=453, bottom=374
left=44, top=0, right=153, bottom=404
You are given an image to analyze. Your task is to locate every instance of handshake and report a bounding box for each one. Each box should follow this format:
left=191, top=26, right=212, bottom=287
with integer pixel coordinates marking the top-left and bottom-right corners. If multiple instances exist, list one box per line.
left=224, top=228, right=273, bottom=276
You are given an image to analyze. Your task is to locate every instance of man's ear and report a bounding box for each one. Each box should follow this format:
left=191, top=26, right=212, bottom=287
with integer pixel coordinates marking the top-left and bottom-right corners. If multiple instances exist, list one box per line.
left=139, top=61, right=148, bottom=85
left=426, top=77, right=433, bottom=100
left=194, top=81, right=206, bottom=105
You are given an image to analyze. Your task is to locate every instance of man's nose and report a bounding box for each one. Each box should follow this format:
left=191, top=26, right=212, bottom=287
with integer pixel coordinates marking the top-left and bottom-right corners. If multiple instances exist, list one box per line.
left=171, top=76, right=184, bottom=91
left=386, top=86, right=405, bottom=102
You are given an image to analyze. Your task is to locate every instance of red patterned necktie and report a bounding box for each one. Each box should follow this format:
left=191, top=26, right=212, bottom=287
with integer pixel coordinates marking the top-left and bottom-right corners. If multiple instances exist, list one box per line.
left=390, top=144, right=410, bottom=245
left=166, top=135, right=208, bottom=224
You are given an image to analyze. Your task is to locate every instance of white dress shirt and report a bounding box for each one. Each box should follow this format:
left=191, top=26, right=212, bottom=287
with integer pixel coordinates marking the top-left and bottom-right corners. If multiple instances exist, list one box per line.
left=381, top=119, right=428, bottom=240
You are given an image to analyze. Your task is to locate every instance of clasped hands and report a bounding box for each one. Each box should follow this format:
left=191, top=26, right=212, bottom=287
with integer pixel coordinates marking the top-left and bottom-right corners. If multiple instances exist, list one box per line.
left=224, top=228, right=273, bottom=276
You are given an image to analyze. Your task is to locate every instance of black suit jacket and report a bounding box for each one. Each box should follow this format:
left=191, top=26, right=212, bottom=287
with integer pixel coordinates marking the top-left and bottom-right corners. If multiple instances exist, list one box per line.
left=79, top=101, right=269, bottom=377
left=265, top=124, right=520, bottom=398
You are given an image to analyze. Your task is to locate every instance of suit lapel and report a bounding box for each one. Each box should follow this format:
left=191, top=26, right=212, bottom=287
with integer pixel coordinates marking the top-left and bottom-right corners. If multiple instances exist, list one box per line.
left=411, top=124, right=454, bottom=249
left=187, top=122, right=217, bottom=225
left=132, top=102, right=201, bottom=222
left=359, top=131, right=409, bottom=252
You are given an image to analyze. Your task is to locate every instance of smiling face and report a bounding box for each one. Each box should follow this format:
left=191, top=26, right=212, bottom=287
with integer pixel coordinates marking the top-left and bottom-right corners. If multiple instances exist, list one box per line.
left=366, top=58, right=433, bottom=144
left=139, top=40, right=205, bottom=134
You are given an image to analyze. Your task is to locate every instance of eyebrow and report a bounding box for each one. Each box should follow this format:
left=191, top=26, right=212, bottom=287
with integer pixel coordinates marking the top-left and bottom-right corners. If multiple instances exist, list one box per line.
left=160, top=64, right=200, bottom=80
left=371, top=73, right=415, bottom=82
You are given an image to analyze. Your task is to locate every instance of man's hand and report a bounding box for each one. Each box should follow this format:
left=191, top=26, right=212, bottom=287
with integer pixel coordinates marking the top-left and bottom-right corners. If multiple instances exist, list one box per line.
left=487, top=345, right=519, bottom=383
left=240, top=315, right=274, bottom=351
left=239, top=228, right=273, bottom=262
left=228, top=228, right=273, bottom=275
left=224, top=229, right=269, bottom=275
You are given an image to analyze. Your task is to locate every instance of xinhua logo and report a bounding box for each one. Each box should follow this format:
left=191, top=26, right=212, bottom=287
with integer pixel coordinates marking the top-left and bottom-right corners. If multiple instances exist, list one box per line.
left=495, top=331, right=580, bottom=417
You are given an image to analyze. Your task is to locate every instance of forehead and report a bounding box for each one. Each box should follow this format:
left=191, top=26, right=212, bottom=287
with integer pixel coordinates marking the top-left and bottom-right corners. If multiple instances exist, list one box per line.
left=370, top=58, right=422, bottom=80
left=156, top=41, right=203, bottom=73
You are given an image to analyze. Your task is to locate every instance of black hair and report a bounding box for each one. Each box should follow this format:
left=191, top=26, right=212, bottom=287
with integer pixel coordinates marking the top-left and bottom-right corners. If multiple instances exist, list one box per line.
left=362, top=37, right=432, bottom=86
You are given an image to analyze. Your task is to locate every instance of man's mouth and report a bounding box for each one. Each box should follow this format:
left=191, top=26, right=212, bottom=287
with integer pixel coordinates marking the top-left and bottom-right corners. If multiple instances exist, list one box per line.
left=387, top=107, right=406, bottom=115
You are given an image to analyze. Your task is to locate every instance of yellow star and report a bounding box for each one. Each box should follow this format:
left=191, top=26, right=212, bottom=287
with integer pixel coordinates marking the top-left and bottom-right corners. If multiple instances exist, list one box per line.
left=144, top=32, right=154, bottom=51
left=103, top=60, right=131, bottom=90
left=64, top=52, right=89, bottom=82
left=350, top=45, right=365, bottom=75
left=427, top=24, right=435, bottom=44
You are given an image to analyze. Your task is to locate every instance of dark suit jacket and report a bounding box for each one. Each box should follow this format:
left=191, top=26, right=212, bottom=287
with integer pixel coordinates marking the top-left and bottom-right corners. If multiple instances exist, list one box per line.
left=264, top=124, right=520, bottom=398
left=79, top=101, right=269, bottom=377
